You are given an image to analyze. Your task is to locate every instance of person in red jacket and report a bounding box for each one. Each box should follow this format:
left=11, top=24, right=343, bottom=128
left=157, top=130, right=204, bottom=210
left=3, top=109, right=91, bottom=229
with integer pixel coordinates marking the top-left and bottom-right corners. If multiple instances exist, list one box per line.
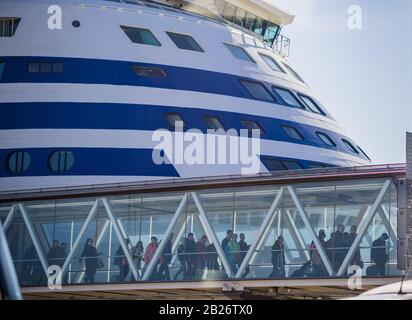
left=144, top=236, right=158, bottom=271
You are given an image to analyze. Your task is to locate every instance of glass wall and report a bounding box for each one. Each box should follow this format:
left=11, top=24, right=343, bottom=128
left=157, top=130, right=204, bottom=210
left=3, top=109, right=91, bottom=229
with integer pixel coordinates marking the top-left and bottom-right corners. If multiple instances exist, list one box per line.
left=0, top=177, right=401, bottom=286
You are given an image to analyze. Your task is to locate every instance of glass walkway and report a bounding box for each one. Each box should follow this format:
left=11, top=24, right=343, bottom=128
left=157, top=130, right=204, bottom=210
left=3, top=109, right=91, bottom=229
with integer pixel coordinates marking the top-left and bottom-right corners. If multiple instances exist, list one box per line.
left=0, top=164, right=406, bottom=293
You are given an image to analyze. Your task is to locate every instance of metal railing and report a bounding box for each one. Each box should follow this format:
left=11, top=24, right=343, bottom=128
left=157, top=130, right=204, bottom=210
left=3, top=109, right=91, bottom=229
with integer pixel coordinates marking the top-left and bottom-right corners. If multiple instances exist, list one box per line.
left=273, top=34, right=290, bottom=58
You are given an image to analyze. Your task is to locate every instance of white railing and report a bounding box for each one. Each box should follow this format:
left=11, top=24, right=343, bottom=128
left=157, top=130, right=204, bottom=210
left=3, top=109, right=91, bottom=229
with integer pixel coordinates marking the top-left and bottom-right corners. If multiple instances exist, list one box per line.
left=272, top=34, right=290, bottom=58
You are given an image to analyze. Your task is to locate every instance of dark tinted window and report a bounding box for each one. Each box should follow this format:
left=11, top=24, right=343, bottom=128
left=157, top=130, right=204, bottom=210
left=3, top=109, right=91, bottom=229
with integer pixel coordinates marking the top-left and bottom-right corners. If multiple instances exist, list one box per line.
left=7, top=151, right=30, bottom=173
left=49, top=151, right=75, bottom=172
left=204, top=116, right=225, bottom=130
left=261, top=157, right=286, bottom=172
left=166, top=32, right=204, bottom=52
left=121, top=26, right=161, bottom=46
left=298, top=94, right=325, bottom=115
left=0, top=18, right=21, bottom=37
left=281, top=125, right=304, bottom=141
left=241, top=120, right=265, bottom=135
left=224, top=44, right=254, bottom=62
left=259, top=54, right=284, bottom=72
left=165, top=113, right=185, bottom=128
left=316, top=132, right=336, bottom=147
left=0, top=62, right=4, bottom=80
left=132, top=66, right=167, bottom=78
left=358, top=146, right=371, bottom=160
left=342, top=139, right=359, bottom=154
left=240, top=80, right=276, bottom=102
left=272, top=86, right=304, bottom=109
left=283, top=160, right=304, bottom=170
left=28, top=62, right=63, bottom=73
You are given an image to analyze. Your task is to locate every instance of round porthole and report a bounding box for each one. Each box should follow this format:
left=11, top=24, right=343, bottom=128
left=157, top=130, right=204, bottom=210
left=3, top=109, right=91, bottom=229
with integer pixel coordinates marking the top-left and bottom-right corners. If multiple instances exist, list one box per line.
left=49, top=151, right=75, bottom=172
left=7, top=151, right=31, bottom=173
left=72, top=20, right=81, bottom=28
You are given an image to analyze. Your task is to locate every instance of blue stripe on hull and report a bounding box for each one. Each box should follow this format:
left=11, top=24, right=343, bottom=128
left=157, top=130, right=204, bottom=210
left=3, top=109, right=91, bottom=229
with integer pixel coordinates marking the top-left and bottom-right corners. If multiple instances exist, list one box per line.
left=0, top=102, right=367, bottom=160
left=0, top=148, right=179, bottom=177
left=0, top=56, right=252, bottom=99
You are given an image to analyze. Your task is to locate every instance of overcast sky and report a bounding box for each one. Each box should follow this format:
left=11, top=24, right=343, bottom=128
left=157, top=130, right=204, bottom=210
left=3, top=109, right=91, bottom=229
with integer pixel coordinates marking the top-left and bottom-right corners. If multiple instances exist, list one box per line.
left=270, top=0, right=412, bottom=164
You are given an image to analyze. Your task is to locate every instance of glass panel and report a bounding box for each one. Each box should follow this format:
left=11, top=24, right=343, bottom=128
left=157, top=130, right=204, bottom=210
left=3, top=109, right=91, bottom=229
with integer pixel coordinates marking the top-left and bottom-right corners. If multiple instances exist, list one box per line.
left=0, top=62, right=5, bottom=80
left=132, top=66, right=167, bottom=78
left=273, top=87, right=304, bottom=108
left=240, top=80, right=275, bottom=102
left=282, top=62, right=305, bottom=83
left=204, top=116, right=224, bottom=130
left=299, top=94, right=324, bottom=115
left=121, top=26, right=161, bottom=46
left=259, top=54, right=284, bottom=73
left=316, top=132, right=336, bottom=147
left=281, top=126, right=304, bottom=141
left=165, top=113, right=185, bottom=128
left=261, top=157, right=286, bottom=172
left=224, top=44, right=254, bottom=63
left=166, top=32, right=204, bottom=52
left=27, top=63, right=40, bottom=73
left=52, top=63, right=64, bottom=73
left=342, top=139, right=359, bottom=154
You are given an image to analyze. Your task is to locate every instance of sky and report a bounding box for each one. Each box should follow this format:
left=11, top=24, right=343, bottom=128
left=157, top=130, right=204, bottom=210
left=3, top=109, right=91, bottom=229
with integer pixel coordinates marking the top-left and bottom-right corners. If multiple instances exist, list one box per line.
left=269, top=0, right=412, bottom=164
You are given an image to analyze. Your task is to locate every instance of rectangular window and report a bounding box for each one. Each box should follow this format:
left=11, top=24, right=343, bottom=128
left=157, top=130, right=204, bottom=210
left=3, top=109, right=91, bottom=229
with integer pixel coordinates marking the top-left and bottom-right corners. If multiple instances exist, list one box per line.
left=282, top=160, right=303, bottom=170
left=0, top=18, right=21, bottom=37
left=240, top=80, right=276, bottom=102
left=166, top=32, right=204, bottom=52
left=121, top=26, right=161, bottom=46
left=316, top=132, right=336, bottom=147
left=240, top=120, right=265, bottom=135
left=298, top=94, right=325, bottom=115
left=0, top=62, right=5, bottom=80
left=282, top=62, right=305, bottom=83
left=165, top=113, right=185, bottom=128
left=132, top=66, right=167, bottom=78
left=342, top=139, right=359, bottom=154
left=259, top=54, right=284, bottom=73
left=28, top=62, right=63, bottom=73
left=204, top=116, right=225, bottom=130
left=224, top=44, right=254, bottom=63
left=272, top=86, right=304, bottom=109
left=281, top=125, right=304, bottom=141
left=261, top=157, right=286, bottom=172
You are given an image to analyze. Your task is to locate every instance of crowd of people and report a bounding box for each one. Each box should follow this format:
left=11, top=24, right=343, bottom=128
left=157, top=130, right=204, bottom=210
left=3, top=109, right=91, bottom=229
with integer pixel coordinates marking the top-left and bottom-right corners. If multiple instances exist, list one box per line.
left=21, top=224, right=391, bottom=284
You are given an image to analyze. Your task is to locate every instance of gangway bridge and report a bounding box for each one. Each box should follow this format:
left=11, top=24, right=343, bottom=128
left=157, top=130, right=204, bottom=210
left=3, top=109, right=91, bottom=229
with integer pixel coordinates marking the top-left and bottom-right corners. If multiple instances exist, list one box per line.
left=1, top=164, right=411, bottom=300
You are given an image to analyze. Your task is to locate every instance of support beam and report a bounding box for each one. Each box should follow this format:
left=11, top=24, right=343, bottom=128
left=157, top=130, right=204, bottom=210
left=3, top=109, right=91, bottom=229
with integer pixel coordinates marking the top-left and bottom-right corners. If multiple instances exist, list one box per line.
left=191, top=192, right=233, bottom=279
left=102, top=198, right=139, bottom=281
left=3, top=204, right=15, bottom=232
left=235, top=188, right=284, bottom=279
left=285, top=210, right=311, bottom=261
left=142, top=194, right=188, bottom=281
left=18, top=204, right=49, bottom=276
left=288, top=187, right=334, bottom=276
left=379, top=206, right=398, bottom=245
left=60, top=199, right=99, bottom=280
left=337, top=180, right=391, bottom=276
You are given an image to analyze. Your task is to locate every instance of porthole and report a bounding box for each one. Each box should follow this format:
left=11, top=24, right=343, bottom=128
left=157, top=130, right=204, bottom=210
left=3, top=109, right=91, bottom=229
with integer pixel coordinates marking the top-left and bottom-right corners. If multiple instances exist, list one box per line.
left=49, top=151, right=75, bottom=172
left=7, top=151, right=31, bottom=173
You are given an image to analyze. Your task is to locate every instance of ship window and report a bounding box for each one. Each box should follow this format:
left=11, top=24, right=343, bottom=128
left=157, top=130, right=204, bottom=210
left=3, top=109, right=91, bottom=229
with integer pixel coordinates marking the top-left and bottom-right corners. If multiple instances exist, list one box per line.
left=272, top=86, right=304, bottom=109
left=261, top=157, right=286, bottom=172
left=221, top=2, right=236, bottom=22
left=283, top=160, right=304, bottom=170
left=240, top=120, right=265, bottom=135
left=358, top=146, right=371, bottom=160
left=259, top=54, right=284, bottom=73
left=132, top=66, right=167, bottom=78
left=298, top=94, right=325, bottom=115
left=0, top=18, right=21, bottom=37
left=28, top=62, right=64, bottom=73
left=316, top=132, right=336, bottom=147
left=282, top=62, right=305, bottom=83
left=7, top=151, right=31, bottom=173
left=49, top=151, right=75, bottom=172
left=166, top=32, right=204, bottom=52
left=121, top=26, right=161, bottom=46
left=240, top=80, right=276, bottom=102
left=204, top=116, right=225, bottom=130
left=224, top=44, right=254, bottom=63
left=165, top=113, right=186, bottom=128
left=281, top=125, right=304, bottom=141
left=342, top=139, right=359, bottom=154
left=0, top=62, right=5, bottom=80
